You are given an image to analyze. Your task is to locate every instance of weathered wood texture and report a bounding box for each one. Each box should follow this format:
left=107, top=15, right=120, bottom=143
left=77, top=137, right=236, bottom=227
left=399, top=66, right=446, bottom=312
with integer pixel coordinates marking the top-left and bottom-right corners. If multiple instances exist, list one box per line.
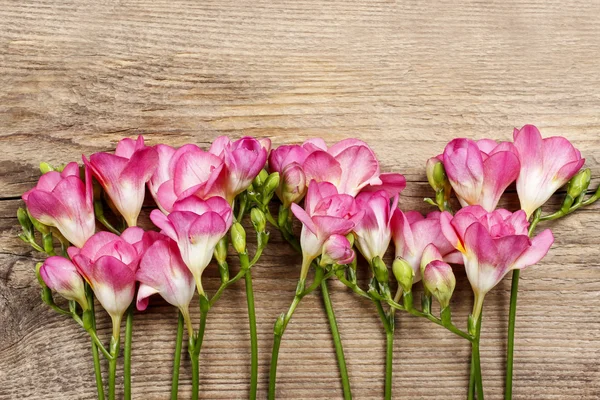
left=1, top=0, right=600, bottom=398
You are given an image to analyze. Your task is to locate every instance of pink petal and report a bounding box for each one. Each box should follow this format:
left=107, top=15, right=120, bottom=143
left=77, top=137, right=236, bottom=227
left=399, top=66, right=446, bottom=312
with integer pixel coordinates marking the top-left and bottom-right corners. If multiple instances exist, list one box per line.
left=391, top=209, right=415, bottom=258
left=302, top=138, right=328, bottom=152
left=208, top=136, right=231, bottom=157
left=136, top=283, right=159, bottom=311
left=327, top=138, right=373, bottom=157
left=312, top=215, right=355, bottom=237
left=463, top=222, right=499, bottom=267
left=304, top=181, right=339, bottom=215
left=150, top=209, right=178, bottom=241
left=115, top=136, right=145, bottom=158
left=334, top=145, right=380, bottom=195
left=512, top=229, right=554, bottom=270
left=291, top=203, right=318, bottom=235
left=188, top=211, right=228, bottom=239
left=302, top=151, right=342, bottom=189
left=361, top=173, right=406, bottom=196
left=480, top=150, right=520, bottom=211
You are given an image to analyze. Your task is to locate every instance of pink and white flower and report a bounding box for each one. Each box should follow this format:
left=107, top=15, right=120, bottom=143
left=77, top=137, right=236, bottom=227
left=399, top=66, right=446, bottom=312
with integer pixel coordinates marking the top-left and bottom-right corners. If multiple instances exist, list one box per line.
left=513, top=125, right=585, bottom=218
left=352, top=190, right=398, bottom=263
left=391, top=210, right=461, bottom=283
left=150, top=196, right=233, bottom=295
left=302, top=138, right=406, bottom=197
left=209, top=136, right=270, bottom=201
left=136, top=236, right=196, bottom=320
left=68, top=229, right=143, bottom=329
left=291, top=181, right=363, bottom=279
left=84, top=136, right=158, bottom=227
left=440, top=205, right=554, bottom=320
left=39, top=256, right=88, bottom=309
left=442, top=138, right=520, bottom=212
left=22, top=162, right=95, bottom=248
left=320, top=234, right=355, bottom=266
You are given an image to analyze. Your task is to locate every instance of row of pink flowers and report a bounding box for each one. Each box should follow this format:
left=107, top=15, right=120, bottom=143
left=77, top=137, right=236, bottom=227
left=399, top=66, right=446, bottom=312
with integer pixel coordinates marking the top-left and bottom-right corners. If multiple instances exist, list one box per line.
left=27, top=125, right=582, bottom=332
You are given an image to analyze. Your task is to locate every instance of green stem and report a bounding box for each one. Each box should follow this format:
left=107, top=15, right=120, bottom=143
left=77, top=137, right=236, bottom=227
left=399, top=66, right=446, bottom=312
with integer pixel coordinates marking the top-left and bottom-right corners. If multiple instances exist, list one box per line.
left=268, top=334, right=283, bottom=400
left=87, top=286, right=105, bottom=400
left=385, top=330, right=394, bottom=400
left=209, top=269, right=247, bottom=307
left=108, top=335, right=120, bottom=400
left=245, top=269, right=259, bottom=400
left=321, top=279, right=352, bottom=400
left=468, top=352, right=476, bottom=400
left=473, top=318, right=484, bottom=400
left=374, top=300, right=393, bottom=400
left=171, top=312, right=184, bottom=400
left=190, top=309, right=208, bottom=400
left=124, top=305, right=133, bottom=400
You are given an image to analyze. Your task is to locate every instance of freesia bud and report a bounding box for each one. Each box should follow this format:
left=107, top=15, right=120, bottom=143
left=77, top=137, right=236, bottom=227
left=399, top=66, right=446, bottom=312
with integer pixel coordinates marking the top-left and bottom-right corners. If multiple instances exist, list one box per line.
left=566, top=168, right=591, bottom=199
left=392, top=257, right=414, bottom=293
left=17, top=207, right=33, bottom=236
left=422, top=260, right=455, bottom=309
left=250, top=208, right=266, bottom=233
left=372, top=256, right=389, bottom=284
left=39, top=162, right=54, bottom=174
left=280, top=164, right=307, bottom=208
left=263, top=172, right=280, bottom=197
left=320, top=234, right=355, bottom=267
left=231, top=222, right=247, bottom=254
left=254, top=169, right=269, bottom=187
left=39, top=256, right=88, bottom=311
left=426, top=157, right=449, bottom=193
left=214, top=236, right=228, bottom=265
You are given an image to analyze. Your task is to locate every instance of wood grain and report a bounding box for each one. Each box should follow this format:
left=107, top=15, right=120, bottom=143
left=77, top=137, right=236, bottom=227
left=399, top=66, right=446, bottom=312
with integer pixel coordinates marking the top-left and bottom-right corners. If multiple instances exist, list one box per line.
left=1, top=0, right=600, bottom=398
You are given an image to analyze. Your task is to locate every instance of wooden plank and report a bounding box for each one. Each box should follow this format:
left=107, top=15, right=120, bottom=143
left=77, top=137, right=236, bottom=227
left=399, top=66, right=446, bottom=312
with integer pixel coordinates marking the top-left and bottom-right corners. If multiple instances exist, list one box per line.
left=1, top=0, right=600, bottom=398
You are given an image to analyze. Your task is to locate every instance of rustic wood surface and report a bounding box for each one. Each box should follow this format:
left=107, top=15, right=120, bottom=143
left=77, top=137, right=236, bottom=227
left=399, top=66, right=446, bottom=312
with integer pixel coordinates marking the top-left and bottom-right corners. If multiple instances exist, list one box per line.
left=1, top=0, right=600, bottom=398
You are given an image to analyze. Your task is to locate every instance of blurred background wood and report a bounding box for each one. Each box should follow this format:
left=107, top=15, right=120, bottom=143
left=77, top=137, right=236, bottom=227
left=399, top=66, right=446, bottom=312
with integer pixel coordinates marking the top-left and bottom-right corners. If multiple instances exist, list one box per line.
left=1, top=0, right=600, bottom=398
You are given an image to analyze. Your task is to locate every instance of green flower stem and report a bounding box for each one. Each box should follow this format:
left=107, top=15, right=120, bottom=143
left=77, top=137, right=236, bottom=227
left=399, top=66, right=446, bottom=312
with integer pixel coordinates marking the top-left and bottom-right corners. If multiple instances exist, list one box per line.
left=505, top=209, right=542, bottom=399
left=269, top=269, right=330, bottom=400
left=245, top=268, right=259, bottom=400
left=190, top=309, right=208, bottom=400
left=468, top=352, right=476, bottom=400
left=209, top=269, right=247, bottom=307
left=472, top=317, right=484, bottom=400
left=108, top=335, right=120, bottom=400
left=374, top=300, right=393, bottom=400
left=124, top=305, right=133, bottom=400
left=171, top=312, right=184, bottom=400
left=86, top=285, right=105, bottom=400
left=321, top=279, right=352, bottom=400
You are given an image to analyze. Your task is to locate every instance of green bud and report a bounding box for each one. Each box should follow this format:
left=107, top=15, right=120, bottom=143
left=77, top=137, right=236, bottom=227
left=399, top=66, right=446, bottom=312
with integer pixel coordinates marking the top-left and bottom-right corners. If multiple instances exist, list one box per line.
left=199, top=294, right=210, bottom=314
left=41, top=287, right=54, bottom=306
left=345, top=233, right=355, bottom=248
left=230, top=223, right=247, bottom=254
left=254, top=169, right=269, bottom=187
left=17, top=208, right=34, bottom=237
left=392, top=257, right=414, bottom=293
left=372, top=256, right=389, bottom=284
left=250, top=208, right=266, bottom=233
left=214, top=237, right=228, bottom=265
left=263, top=172, right=280, bottom=197
left=426, top=157, right=450, bottom=193
left=35, top=262, right=46, bottom=287
left=566, top=168, right=591, bottom=199
left=39, top=162, right=54, bottom=174
left=274, top=313, right=285, bottom=336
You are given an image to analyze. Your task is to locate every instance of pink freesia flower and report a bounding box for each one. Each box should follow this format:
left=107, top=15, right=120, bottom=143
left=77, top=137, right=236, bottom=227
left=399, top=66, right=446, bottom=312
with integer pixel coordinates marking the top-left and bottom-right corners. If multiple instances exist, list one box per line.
left=391, top=210, right=462, bottom=283
left=513, top=125, right=585, bottom=218
left=442, top=138, right=520, bottom=212
left=303, top=138, right=406, bottom=197
left=147, top=143, right=198, bottom=213
left=22, top=162, right=95, bottom=248
left=136, top=236, right=195, bottom=323
left=320, top=234, right=355, bottom=266
left=68, top=229, right=143, bottom=331
left=40, top=256, right=88, bottom=309
left=150, top=196, right=233, bottom=295
left=440, top=205, right=554, bottom=321
left=84, top=136, right=158, bottom=227
left=352, top=190, right=398, bottom=263
left=209, top=136, right=271, bottom=202
left=291, top=181, right=364, bottom=279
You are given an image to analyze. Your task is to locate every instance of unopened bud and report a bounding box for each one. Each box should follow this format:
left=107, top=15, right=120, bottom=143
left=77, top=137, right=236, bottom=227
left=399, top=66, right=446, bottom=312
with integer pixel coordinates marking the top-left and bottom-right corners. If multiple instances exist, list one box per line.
left=372, top=256, right=389, bottom=284
left=566, top=168, right=591, bottom=199
left=17, top=208, right=34, bottom=236
left=254, top=169, right=269, bottom=187
left=250, top=208, right=266, bottom=233
left=426, top=157, right=450, bottom=193
left=392, top=257, right=414, bottom=293
left=263, top=172, right=280, bottom=197
left=422, top=260, right=456, bottom=309
left=320, top=234, right=355, bottom=267
left=27, top=210, right=50, bottom=235
left=230, top=223, right=246, bottom=254
left=214, top=236, right=228, bottom=265
left=39, top=162, right=54, bottom=174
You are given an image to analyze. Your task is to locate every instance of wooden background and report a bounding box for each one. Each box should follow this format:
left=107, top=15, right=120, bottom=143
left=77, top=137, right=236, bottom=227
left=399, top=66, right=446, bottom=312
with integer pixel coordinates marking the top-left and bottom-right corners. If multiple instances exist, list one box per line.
left=1, top=0, right=600, bottom=398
